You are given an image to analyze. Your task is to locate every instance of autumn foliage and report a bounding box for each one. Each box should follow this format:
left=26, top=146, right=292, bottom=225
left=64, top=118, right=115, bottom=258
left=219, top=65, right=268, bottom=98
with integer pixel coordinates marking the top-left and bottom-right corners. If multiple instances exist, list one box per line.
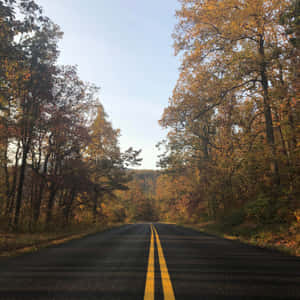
left=0, top=0, right=299, bottom=238
left=157, top=0, right=300, bottom=227
left=0, top=0, right=141, bottom=231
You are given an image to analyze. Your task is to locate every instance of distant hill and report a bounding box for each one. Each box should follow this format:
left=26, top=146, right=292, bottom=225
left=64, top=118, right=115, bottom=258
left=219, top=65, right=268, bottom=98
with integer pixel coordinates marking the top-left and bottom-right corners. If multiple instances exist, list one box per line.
left=130, top=169, right=160, bottom=197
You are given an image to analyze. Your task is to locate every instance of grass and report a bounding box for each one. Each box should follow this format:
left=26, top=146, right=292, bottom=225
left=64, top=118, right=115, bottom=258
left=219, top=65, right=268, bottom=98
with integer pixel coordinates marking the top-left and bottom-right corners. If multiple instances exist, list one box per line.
left=0, top=223, right=122, bottom=257
left=180, top=220, right=300, bottom=256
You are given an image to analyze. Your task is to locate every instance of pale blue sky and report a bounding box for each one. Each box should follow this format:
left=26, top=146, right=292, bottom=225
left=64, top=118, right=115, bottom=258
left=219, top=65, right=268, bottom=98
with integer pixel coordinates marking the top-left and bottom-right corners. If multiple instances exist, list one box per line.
left=35, top=0, right=180, bottom=169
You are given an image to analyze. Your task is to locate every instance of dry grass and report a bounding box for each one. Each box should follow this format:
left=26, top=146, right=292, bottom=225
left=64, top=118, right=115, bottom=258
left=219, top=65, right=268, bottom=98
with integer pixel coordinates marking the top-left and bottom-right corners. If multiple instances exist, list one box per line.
left=0, top=223, right=122, bottom=257
left=181, top=221, right=300, bottom=257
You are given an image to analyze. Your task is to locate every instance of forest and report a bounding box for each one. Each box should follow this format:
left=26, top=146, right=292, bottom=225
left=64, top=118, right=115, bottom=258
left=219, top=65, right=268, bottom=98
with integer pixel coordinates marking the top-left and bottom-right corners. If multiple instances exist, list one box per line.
left=0, top=0, right=141, bottom=232
left=0, top=0, right=299, bottom=254
left=154, top=0, right=300, bottom=253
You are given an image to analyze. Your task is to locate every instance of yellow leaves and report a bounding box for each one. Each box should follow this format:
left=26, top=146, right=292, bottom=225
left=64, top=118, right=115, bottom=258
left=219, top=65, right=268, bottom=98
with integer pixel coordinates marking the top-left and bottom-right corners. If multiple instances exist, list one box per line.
left=88, top=104, right=120, bottom=163
left=295, top=210, right=300, bottom=223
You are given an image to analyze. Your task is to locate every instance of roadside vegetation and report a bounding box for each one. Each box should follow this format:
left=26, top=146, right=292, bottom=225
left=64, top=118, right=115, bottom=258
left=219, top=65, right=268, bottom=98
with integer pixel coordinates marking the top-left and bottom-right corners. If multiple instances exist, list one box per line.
left=0, top=223, right=122, bottom=257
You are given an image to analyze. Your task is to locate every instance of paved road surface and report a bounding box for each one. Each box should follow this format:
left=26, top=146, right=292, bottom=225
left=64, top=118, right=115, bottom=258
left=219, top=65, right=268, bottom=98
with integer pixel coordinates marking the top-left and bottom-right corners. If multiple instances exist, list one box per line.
left=0, top=223, right=299, bottom=299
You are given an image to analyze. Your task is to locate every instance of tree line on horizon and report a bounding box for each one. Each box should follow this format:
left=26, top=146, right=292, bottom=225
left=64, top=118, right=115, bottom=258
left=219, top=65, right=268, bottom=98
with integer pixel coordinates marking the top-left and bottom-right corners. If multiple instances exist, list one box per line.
left=0, top=0, right=141, bottom=231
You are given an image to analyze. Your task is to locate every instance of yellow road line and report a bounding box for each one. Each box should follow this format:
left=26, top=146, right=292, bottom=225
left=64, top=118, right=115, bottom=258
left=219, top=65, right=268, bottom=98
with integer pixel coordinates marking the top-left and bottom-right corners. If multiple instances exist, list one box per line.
left=144, top=225, right=155, bottom=300
left=153, top=225, right=176, bottom=300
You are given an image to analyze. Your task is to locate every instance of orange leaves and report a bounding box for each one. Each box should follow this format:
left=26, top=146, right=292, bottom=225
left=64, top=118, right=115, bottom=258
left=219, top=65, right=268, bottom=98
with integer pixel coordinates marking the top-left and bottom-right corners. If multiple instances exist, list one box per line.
left=23, top=72, right=31, bottom=81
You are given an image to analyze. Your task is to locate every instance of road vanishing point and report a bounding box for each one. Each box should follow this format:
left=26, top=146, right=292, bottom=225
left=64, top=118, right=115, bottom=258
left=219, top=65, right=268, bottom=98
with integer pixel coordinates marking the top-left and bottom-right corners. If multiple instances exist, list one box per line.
left=0, top=223, right=300, bottom=299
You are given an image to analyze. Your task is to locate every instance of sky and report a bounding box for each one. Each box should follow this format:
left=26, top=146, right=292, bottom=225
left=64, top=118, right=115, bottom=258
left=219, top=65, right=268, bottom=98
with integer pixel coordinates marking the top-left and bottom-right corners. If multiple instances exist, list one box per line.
left=35, top=0, right=180, bottom=169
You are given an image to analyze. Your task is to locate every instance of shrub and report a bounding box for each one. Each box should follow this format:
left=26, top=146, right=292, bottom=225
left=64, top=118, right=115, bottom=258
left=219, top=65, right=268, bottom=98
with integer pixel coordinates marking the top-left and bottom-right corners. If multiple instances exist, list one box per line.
left=245, top=193, right=290, bottom=225
left=245, top=195, right=272, bottom=224
left=222, top=209, right=246, bottom=227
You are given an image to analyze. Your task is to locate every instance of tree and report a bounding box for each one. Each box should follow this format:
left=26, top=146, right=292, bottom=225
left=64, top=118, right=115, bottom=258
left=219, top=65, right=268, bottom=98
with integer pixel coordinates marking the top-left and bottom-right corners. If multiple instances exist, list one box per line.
left=87, top=105, right=142, bottom=223
left=12, top=3, right=62, bottom=228
left=159, top=0, right=300, bottom=222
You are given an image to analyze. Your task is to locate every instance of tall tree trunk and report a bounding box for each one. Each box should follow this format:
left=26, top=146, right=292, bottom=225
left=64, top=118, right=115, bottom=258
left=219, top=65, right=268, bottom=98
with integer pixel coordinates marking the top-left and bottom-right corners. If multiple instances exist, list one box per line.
left=92, top=187, right=98, bottom=224
left=13, top=143, right=29, bottom=228
left=6, top=141, right=20, bottom=216
left=274, top=109, right=290, bottom=162
left=259, top=36, right=280, bottom=188
left=63, top=189, right=76, bottom=226
left=3, top=137, right=10, bottom=214
left=33, top=153, right=50, bottom=224
left=46, top=182, right=58, bottom=225
left=278, top=62, right=297, bottom=156
left=287, top=98, right=297, bottom=152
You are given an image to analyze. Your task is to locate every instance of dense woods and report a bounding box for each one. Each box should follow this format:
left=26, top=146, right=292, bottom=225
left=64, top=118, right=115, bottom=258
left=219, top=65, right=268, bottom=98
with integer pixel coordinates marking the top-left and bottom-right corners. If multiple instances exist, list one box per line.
left=157, top=0, right=299, bottom=229
left=114, top=170, right=159, bottom=222
left=0, top=0, right=141, bottom=231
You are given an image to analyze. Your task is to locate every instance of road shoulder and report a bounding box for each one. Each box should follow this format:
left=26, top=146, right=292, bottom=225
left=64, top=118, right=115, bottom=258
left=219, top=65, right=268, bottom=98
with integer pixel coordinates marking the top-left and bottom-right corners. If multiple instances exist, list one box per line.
left=0, top=223, right=124, bottom=258
left=178, top=222, right=300, bottom=257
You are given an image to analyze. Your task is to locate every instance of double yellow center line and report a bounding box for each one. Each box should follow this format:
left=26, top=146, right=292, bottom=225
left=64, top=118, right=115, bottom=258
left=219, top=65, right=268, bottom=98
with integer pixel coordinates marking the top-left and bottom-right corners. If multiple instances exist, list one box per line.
left=144, top=224, right=175, bottom=300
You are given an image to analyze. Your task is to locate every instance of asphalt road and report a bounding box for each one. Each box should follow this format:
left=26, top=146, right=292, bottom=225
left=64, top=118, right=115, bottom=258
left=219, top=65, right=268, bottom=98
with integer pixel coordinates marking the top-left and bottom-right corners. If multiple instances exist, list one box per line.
left=0, top=223, right=299, bottom=300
